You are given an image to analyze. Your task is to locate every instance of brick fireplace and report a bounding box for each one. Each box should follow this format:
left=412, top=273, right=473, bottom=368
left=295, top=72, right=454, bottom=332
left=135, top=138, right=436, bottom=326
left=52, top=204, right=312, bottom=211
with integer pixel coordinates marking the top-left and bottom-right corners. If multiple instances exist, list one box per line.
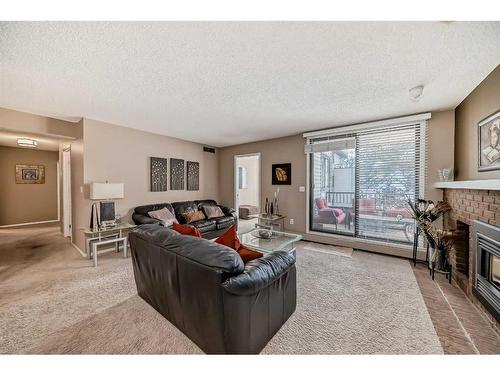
left=442, top=188, right=500, bottom=330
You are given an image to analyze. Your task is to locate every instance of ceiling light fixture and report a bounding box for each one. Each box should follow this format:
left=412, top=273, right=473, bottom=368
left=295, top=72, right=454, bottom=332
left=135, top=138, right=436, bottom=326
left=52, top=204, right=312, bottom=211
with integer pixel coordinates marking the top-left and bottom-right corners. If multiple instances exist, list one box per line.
left=409, top=85, right=424, bottom=102
left=17, top=138, right=38, bottom=148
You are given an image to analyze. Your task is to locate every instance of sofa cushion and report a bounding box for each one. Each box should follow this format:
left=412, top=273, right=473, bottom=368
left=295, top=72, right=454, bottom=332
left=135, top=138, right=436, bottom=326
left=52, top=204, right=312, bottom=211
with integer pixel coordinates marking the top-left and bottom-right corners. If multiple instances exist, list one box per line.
left=215, top=225, right=241, bottom=250
left=237, top=244, right=263, bottom=263
left=213, top=216, right=235, bottom=229
left=172, top=201, right=198, bottom=224
left=195, top=199, right=218, bottom=210
left=172, top=222, right=202, bottom=237
left=183, top=210, right=206, bottom=223
left=203, top=205, right=225, bottom=219
left=148, top=207, right=178, bottom=226
left=190, top=219, right=217, bottom=233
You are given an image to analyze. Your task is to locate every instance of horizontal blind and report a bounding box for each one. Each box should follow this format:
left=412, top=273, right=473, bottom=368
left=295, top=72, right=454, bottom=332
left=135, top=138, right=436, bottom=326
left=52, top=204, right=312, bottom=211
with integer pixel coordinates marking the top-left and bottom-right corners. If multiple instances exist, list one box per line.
left=355, top=124, right=420, bottom=244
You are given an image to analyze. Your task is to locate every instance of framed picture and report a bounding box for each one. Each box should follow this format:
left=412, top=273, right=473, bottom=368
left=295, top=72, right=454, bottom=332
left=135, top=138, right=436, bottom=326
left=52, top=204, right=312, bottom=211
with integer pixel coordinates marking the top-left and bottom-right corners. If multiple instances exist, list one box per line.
left=272, top=163, right=291, bottom=185
left=478, top=110, right=500, bottom=172
left=186, top=161, right=200, bottom=191
left=170, top=158, right=185, bottom=190
left=15, top=164, right=45, bottom=184
left=150, top=157, right=168, bottom=192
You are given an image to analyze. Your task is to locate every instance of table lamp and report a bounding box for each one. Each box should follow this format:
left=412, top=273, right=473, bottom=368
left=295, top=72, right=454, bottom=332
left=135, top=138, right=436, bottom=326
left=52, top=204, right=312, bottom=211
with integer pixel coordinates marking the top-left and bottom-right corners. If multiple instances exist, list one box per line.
left=89, top=182, right=124, bottom=230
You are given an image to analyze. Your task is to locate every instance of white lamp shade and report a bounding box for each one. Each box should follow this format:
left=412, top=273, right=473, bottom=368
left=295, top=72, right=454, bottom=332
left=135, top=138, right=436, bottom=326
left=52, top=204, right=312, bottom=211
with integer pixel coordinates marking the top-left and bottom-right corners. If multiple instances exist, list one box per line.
left=90, top=182, right=124, bottom=200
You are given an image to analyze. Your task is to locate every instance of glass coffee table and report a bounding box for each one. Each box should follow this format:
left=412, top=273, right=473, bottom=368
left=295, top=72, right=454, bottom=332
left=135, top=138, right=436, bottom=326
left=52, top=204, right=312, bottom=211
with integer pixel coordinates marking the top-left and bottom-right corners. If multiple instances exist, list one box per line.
left=239, top=228, right=302, bottom=257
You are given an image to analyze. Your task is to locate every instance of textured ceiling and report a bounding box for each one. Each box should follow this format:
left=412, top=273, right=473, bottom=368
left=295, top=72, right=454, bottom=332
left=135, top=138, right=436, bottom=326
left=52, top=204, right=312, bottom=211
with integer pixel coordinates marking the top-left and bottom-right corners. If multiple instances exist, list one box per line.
left=1, top=22, right=499, bottom=147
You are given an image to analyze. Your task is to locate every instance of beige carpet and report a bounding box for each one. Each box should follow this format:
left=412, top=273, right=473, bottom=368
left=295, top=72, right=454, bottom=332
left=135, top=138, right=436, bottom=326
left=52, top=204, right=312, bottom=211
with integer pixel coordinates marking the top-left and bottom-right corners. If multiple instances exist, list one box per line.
left=0, top=225, right=443, bottom=354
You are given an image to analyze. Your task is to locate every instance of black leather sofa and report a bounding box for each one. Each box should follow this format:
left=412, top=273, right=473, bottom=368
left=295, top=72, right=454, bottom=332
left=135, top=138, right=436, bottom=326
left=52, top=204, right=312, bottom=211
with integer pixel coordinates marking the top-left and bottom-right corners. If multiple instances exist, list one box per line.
left=132, top=199, right=237, bottom=239
left=129, top=224, right=297, bottom=354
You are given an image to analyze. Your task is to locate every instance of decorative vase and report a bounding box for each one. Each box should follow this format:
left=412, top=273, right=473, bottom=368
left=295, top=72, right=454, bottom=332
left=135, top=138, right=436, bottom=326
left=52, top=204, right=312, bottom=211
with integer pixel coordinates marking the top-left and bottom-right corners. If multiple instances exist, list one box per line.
left=270, top=202, right=274, bottom=216
left=265, top=198, right=269, bottom=215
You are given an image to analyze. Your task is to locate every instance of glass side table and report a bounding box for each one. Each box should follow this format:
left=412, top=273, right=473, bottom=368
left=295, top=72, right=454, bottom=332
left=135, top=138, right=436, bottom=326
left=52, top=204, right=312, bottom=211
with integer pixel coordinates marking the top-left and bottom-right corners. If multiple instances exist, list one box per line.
left=248, top=213, right=287, bottom=231
left=81, top=222, right=136, bottom=266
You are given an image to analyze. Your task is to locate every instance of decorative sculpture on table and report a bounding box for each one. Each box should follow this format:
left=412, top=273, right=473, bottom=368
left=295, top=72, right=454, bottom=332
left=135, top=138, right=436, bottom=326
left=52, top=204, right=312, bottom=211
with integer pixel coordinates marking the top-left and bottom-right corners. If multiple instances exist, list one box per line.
left=407, top=198, right=453, bottom=281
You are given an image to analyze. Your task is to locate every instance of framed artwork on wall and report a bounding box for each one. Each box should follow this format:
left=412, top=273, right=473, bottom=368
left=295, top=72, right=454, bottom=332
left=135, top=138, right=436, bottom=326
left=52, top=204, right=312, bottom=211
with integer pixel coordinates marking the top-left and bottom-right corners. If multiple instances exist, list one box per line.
left=150, top=157, right=168, bottom=192
left=15, top=164, right=45, bottom=184
left=170, top=158, right=185, bottom=190
left=272, top=163, right=291, bottom=185
left=186, top=161, right=200, bottom=191
left=478, top=110, right=500, bottom=172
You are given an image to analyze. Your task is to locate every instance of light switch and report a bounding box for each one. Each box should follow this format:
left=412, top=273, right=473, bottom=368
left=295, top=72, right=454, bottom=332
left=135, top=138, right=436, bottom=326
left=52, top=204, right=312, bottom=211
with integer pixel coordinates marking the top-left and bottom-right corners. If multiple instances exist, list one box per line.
left=299, top=186, right=305, bottom=192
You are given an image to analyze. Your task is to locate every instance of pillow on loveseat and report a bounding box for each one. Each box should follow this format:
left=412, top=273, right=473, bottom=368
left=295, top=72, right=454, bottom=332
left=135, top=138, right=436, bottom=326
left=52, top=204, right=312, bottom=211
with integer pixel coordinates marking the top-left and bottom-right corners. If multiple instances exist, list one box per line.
left=203, top=205, right=225, bottom=219
left=182, top=210, right=206, bottom=223
left=148, top=207, right=178, bottom=226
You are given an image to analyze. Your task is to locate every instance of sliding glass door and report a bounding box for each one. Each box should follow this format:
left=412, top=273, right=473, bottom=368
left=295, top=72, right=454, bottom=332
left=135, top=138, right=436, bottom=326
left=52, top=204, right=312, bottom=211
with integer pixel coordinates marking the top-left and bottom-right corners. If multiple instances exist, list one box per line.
left=355, top=125, right=419, bottom=244
left=309, top=137, right=356, bottom=235
left=308, top=124, right=421, bottom=245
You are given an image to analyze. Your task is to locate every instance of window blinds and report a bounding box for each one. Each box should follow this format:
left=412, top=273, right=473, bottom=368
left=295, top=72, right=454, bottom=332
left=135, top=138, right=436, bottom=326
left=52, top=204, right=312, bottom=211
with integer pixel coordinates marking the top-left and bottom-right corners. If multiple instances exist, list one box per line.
left=305, top=113, right=428, bottom=245
left=355, top=124, right=424, bottom=243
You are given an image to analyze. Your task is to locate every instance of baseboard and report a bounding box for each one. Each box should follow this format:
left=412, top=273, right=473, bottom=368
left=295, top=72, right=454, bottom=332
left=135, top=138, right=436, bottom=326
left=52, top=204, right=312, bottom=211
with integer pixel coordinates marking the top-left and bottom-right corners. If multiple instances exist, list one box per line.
left=71, top=242, right=87, bottom=258
left=0, top=219, right=59, bottom=228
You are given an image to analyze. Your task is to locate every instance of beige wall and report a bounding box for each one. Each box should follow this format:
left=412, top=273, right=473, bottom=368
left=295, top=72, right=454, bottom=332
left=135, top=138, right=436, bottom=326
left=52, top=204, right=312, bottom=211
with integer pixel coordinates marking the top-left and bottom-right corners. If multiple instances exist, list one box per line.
left=0, top=107, right=81, bottom=139
left=455, top=65, right=500, bottom=180
left=219, top=134, right=306, bottom=233
left=426, top=110, right=455, bottom=202
left=237, top=154, right=260, bottom=209
left=71, top=118, right=219, bottom=251
left=0, top=146, right=59, bottom=226
left=219, top=111, right=454, bottom=254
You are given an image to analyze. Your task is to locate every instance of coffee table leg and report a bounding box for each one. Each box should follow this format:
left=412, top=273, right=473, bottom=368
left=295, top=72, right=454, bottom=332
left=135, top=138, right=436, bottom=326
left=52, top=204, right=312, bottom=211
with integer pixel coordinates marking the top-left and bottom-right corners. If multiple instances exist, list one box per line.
left=123, top=237, right=128, bottom=258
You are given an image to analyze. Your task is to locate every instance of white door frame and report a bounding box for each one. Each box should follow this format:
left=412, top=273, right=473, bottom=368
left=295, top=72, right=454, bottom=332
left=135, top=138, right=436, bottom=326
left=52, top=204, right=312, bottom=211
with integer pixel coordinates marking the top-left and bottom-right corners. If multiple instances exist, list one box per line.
left=234, top=153, right=261, bottom=218
left=62, top=146, right=72, bottom=237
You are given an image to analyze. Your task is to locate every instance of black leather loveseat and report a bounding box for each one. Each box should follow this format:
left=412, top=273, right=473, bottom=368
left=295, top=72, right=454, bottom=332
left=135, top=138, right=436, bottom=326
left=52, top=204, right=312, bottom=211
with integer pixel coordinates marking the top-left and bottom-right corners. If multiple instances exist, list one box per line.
left=129, top=224, right=297, bottom=354
left=132, top=199, right=237, bottom=239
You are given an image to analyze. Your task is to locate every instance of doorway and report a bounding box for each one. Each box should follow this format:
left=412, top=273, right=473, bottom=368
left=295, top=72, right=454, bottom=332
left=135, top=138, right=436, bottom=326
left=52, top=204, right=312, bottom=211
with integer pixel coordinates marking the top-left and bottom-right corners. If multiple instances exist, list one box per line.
left=61, top=146, right=72, bottom=237
left=234, top=153, right=261, bottom=232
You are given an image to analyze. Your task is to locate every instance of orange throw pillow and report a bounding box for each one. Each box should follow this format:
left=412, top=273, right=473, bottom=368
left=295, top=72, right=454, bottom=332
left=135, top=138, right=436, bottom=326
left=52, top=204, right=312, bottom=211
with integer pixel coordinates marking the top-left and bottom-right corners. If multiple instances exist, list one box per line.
left=237, top=245, right=263, bottom=263
left=172, top=222, right=202, bottom=238
left=214, top=225, right=241, bottom=250
left=215, top=225, right=263, bottom=263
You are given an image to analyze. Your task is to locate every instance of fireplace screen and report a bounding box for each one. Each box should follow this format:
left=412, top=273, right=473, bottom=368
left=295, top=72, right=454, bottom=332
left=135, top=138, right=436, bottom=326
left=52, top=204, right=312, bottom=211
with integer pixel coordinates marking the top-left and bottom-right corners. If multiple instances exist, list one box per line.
left=492, top=254, right=500, bottom=290
left=474, top=220, right=500, bottom=323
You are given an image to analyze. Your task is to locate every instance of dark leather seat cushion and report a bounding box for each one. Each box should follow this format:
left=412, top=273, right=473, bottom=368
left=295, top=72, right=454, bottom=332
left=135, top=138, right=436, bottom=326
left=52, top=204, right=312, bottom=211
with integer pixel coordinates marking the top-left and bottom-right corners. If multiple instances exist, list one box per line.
left=190, top=219, right=217, bottom=233
left=214, top=216, right=235, bottom=229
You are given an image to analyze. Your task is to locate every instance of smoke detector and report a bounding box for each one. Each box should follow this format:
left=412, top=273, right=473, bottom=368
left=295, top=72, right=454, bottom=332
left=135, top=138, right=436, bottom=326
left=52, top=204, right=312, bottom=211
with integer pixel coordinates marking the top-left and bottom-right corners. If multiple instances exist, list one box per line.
left=409, top=85, right=424, bottom=102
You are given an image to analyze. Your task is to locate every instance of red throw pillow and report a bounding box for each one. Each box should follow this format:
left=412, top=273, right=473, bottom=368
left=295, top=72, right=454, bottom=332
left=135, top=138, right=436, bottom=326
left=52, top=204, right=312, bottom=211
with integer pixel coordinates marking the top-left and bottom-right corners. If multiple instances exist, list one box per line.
left=172, top=222, right=202, bottom=238
left=214, top=225, right=240, bottom=250
left=237, top=245, right=263, bottom=263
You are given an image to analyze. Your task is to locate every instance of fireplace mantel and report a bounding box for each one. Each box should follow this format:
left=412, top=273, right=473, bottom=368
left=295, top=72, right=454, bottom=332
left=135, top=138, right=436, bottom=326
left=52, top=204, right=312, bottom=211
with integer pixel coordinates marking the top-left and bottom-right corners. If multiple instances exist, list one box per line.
left=433, top=179, right=500, bottom=190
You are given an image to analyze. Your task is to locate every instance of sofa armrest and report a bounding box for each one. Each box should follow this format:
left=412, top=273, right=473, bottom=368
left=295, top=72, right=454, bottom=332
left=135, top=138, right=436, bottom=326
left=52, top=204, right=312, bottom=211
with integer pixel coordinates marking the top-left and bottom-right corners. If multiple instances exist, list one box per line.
left=132, top=213, right=162, bottom=225
left=222, top=251, right=295, bottom=296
